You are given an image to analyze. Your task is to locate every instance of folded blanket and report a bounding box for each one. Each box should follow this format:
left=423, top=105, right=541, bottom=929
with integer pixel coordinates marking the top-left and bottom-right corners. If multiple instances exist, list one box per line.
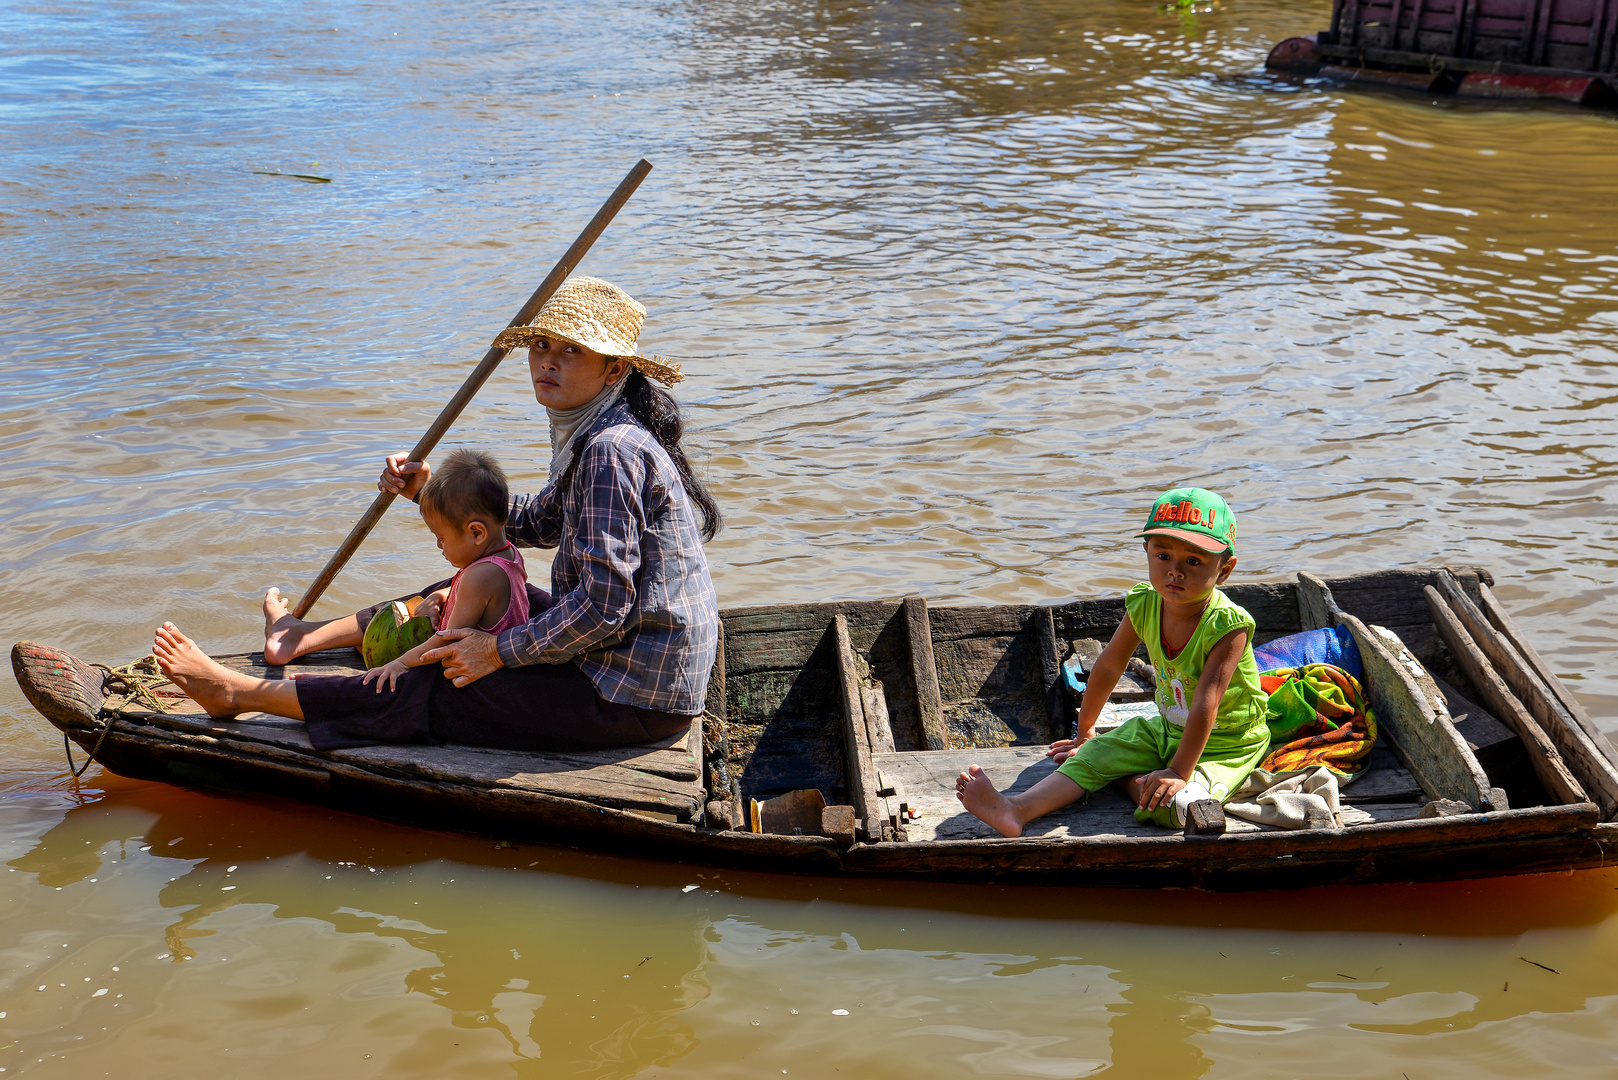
left=1259, top=663, right=1378, bottom=780
left=1225, top=765, right=1375, bottom=829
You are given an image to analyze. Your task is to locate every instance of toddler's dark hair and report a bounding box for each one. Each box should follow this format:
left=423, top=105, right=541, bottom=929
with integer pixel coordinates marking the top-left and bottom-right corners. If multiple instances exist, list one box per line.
left=419, top=448, right=508, bottom=526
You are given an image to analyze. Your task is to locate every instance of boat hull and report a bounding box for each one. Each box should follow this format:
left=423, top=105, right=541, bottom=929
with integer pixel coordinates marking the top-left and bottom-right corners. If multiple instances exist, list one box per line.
left=17, top=564, right=1618, bottom=892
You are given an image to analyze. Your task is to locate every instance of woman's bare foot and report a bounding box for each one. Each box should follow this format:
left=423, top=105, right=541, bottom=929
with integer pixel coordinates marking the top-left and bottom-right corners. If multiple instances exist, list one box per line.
left=956, top=764, right=1026, bottom=838
left=153, top=622, right=256, bottom=718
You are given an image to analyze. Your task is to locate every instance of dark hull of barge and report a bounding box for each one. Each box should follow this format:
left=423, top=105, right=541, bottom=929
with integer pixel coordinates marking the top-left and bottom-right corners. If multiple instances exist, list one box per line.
left=14, top=566, right=1618, bottom=891
left=1266, top=0, right=1618, bottom=106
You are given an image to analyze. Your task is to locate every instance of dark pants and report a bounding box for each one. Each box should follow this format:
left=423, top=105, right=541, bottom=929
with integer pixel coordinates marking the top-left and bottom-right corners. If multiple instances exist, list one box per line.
left=299, top=580, right=693, bottom=752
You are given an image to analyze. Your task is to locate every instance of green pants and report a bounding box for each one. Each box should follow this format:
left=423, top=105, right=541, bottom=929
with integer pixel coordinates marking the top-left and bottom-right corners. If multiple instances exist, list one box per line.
left=1056, top=713, right=1271, bottom=828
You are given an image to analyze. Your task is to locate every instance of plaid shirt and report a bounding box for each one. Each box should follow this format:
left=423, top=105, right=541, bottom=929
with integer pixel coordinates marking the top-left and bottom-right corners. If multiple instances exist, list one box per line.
left=495, top=401, right=719, bottom=716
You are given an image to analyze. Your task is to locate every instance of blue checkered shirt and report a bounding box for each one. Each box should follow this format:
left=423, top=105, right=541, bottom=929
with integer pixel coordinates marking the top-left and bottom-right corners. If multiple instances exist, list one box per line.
left=494, top=401, right=719, bottom=716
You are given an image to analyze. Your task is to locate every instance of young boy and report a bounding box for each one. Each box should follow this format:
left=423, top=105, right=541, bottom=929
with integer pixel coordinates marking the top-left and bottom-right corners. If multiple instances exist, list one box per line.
left=358, top=448, right=530, bottom=692
left=956, top=487, right=1271, bottom=836
left=256, top=448, right=529, bottom=680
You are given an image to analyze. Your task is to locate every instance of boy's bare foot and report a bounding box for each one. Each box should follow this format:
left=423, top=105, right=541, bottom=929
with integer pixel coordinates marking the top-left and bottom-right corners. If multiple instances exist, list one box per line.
left=956, top=764, right=1025, bottom=838
left=263, top=588, right=309, bottom=665
left=152, top=622, right=254, bottom=718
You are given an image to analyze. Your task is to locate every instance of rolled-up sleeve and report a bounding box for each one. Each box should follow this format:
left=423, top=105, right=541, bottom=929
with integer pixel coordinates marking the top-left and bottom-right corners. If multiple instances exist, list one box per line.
left=507, top=485, right=564, bottom=549
left=496, top=442, right=647, bottom=668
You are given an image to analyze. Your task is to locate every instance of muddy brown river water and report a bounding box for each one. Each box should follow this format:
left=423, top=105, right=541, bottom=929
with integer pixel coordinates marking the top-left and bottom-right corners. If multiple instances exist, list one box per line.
left=3, top=0, right=1618, bottom=1075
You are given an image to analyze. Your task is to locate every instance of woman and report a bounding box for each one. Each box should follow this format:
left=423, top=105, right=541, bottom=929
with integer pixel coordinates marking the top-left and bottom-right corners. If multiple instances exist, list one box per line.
left=154, top=277, right=721, bottom=752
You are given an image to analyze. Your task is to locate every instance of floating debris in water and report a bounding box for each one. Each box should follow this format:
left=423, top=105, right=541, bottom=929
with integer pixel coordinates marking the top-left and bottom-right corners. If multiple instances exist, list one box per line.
left=252, top=170, right=332, bottom=184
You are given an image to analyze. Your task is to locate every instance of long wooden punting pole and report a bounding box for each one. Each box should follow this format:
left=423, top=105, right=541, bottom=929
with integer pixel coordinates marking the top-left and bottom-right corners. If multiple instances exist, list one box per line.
left=292, top=158, right=654, bottom=618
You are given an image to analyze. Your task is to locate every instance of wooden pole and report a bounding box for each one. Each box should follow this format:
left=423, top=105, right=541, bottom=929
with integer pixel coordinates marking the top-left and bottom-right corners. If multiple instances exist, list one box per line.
left=292, top=158, right=654, bottom=618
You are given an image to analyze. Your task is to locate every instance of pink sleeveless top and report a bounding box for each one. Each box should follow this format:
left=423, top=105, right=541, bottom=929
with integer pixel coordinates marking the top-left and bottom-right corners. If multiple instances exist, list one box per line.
left=437, top=542, right=530, bottom=636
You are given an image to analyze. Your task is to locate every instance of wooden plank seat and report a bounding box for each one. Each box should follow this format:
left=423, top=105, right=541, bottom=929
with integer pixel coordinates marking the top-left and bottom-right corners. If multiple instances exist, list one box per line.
left=876, top=745, right=1426, bottom=843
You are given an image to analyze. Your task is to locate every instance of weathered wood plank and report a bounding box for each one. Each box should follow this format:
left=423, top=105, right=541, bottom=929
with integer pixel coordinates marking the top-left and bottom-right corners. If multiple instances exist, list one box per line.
left=1035, top=606, right=1064, bottom=742
left=327, top=743, right=704, bottom=820
left=1297, top=572, right=1493, bottom=810
left=861, top=683, right=896, bottom=755
left=1430, top=676, right=1523, bottom=779
left=1426, top=582, right=1591, bottom=809
left=1051, top=597, right=1130, bottom=644
left=246, top=648, right=368, bottom=678
left=1316, top=565, right=1494, bottom=629
left=1341, top=746, right=1425, bottom=803
left=1217, top=580, right=1301, bottom=634
left=832, top=614, right=883, bottom=836
left=877, top=742, right=1423, bottom=811
left=131, top=711, right=318, bottom=753
left=903, top=596, right=948, bottom=751
left=1440, top=578, right=1618, bottom=815
left=519, top=718, right=701, bottom=782
left=705, top=619, right=727, bottom=723
left=721, top=600, right=901, bottom=637
left=1477, top=582, right=1618, bottom=773
left=928, top=605, right=1037, bottom=639
left=1296, top=574, right=1333, bottom=632
left=839, top=802, right=1601, bottom=883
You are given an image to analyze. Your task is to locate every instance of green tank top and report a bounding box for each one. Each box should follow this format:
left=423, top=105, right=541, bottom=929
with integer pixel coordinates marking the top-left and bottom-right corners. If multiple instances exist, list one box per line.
left=1124, top=582, right=1268, bottom=733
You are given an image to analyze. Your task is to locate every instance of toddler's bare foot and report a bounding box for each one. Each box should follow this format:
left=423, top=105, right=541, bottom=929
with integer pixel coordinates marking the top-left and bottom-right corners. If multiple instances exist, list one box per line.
left=152, top=622, right=253, bottom=718
left=955, top=764, right=1025, bottom=838
left=262, top=588, right=308, bottom=665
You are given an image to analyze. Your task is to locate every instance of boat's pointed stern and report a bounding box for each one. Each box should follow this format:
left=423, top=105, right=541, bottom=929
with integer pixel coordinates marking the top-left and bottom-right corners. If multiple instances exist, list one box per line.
left=11, top=641, right=109, bottom=734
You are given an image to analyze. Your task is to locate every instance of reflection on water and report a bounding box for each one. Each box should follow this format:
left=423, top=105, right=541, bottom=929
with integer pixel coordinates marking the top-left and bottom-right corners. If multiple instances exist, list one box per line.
left=5, top=783, right=710, bottom=1074
left=4, top=0, right=1618, bottom=1073
left=4, top=780, right=1617, bottom=1076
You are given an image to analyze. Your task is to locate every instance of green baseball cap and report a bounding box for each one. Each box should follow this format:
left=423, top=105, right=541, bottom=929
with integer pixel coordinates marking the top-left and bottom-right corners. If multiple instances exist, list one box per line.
left=1136, top=487, right=1237, bottom=554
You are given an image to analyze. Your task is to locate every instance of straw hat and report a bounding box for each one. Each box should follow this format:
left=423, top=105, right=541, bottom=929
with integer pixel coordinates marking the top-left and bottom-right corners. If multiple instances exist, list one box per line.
left=491, top=277, right=684, bottom=385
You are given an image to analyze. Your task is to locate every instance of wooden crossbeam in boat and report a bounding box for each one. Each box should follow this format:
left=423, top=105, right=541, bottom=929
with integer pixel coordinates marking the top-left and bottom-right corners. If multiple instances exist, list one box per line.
left=832, top=614, right=885, bottom=839
left=1432, top=575, right=1616, bottom=816
left=1424, top=584, right=1588, bottom=808
left=704, top=619, right=727, bottom=723
left=1034, top=606, right=1066, bottom=742
left=901, top=596, right=948, bottom=751
left=1298, top=572, right=1495, bottom=811
left=1476, top=582, right=1618, bottom=774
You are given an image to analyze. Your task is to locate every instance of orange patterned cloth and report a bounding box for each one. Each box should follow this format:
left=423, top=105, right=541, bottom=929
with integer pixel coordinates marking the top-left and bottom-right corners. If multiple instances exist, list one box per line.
left=1258, top=663, right=1378, bottom=779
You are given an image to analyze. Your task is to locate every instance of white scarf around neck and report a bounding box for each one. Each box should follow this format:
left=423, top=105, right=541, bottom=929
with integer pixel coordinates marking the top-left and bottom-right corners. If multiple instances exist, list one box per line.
left=546, top=377, right=626, bottom=478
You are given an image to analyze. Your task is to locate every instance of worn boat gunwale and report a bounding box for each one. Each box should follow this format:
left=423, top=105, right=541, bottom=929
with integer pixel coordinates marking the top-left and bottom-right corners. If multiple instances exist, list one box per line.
left=14, top=564, right=1618, bottom=890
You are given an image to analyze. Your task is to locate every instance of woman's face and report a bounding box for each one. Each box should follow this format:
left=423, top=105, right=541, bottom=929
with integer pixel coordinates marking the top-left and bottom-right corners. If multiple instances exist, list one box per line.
left=526, top=336, right=629, bottom=410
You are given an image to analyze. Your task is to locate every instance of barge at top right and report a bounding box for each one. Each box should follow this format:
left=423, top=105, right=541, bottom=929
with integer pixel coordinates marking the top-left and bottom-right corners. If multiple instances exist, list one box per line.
left=1266, top=0, right=1618, bottom=107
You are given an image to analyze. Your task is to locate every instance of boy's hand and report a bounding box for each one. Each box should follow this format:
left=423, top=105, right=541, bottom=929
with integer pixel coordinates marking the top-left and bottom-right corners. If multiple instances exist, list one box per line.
left=415, top=588, right=450, bottom=624
left=379, top=454, right=430, bottom=502
left=361, top=658, right=411, bottom=693
left=1046, top=728, right=1095, bottom=765
left=1134, top=769, right=1188, bottom=811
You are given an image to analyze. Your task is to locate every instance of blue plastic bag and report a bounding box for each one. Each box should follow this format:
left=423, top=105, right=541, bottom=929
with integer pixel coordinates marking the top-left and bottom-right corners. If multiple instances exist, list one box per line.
left=1252, top=624, right=1362, bottom=680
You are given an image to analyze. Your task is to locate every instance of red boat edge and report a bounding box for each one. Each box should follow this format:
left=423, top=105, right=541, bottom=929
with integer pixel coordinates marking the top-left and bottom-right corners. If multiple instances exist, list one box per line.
left=1266, top=0, right=1618, bottom=107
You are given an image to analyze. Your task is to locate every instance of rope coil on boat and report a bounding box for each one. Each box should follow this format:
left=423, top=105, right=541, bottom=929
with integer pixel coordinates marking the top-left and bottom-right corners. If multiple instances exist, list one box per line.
left=95, top=655, right=174, bottom=714
left=63, top=655, right=173, bottom=778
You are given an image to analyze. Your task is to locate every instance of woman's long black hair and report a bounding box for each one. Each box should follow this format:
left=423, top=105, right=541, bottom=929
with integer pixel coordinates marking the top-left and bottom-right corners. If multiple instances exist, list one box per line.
left=560, top=369, right=722, bottom=542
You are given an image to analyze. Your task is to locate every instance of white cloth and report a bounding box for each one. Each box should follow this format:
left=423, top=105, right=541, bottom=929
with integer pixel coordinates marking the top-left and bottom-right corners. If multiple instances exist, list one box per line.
left=1224, top=766, right=1374, bottom=830
left=546, top=377, right=626, bottom=478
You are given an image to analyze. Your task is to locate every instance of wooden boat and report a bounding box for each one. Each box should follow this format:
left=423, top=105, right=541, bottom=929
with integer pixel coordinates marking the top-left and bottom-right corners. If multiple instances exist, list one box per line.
left=13, top=566, right=1618, bottom=890
left=1266, top=0, right=1618, bottom=105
